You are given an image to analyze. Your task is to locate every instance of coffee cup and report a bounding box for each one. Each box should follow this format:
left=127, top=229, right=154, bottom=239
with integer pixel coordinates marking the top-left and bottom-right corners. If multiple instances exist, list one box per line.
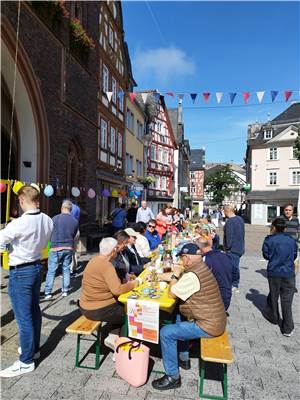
left=159, top=282, right=167, bottom=290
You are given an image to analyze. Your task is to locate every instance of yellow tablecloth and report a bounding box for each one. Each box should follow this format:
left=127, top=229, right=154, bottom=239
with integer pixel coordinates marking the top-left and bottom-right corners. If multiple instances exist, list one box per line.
left=118, top=269, right=177, bottom=313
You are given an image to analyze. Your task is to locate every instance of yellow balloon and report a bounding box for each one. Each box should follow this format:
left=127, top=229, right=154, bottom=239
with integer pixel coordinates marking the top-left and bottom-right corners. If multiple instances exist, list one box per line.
left=12, top=181, right=24, bottom=195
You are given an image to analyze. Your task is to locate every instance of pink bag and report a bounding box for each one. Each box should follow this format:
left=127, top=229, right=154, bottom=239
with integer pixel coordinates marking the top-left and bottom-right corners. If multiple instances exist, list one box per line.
left=115, top=337, right=150, bottom=387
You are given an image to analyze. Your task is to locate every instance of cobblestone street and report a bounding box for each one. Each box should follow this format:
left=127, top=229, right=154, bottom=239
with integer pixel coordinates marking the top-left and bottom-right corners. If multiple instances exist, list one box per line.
left=1, top=225, right=299, bottom=400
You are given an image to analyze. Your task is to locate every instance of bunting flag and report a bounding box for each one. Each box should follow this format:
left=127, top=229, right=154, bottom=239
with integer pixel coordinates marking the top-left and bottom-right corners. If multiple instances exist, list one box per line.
left=190, top=93, right=198, bottom=103
left=256, top=91, right=265, bottom=103
left=178, top=93, right=185, bottom=100
left=229, top=92, right=237, bottom=104
left=216, top=92, right=223, bottom=104
left=106, top=91, right=113, bottom=102
left=203, top=92, right=210, bottom=102
left=243, top=92, right=250, bottom=104
left=271, top=90, right=278, bottom=103
left=284, top=90, right=292, bottom=102
left=166, top=92, right=174, bottom=97
left=129, top=92, right=137, bottom=103
left=117, top=90, right=124, bottom=99
left=141, top=93, right=148, bottom=103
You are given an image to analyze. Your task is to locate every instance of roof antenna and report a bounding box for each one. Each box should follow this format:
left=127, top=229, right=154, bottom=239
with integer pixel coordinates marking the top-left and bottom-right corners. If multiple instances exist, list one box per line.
left=267, top=112, right=271, bottom=121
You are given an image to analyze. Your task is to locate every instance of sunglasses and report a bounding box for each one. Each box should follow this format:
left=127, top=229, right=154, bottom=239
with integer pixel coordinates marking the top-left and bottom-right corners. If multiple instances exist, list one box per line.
left=148, top=225, right=156, bottom=228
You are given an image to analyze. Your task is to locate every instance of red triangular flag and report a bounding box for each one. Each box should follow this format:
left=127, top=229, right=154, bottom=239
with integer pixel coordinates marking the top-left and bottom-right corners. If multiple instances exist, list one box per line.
left=284, top=90, right=292, bottom=102
left=166, top=92, right=174, bottom=97
left=203, top=92, right=210, bottom=102
left=129, top=92, right=137, bottom=103
left=243, top=92, right=250, bottom=104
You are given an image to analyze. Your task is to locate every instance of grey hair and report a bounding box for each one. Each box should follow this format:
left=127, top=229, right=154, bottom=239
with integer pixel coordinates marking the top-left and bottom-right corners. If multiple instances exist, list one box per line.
left=99, top=237, right=118, bottom=254
left=195, top=237, right=211, bottom=249
left=62, top=199, right=73, bottom=210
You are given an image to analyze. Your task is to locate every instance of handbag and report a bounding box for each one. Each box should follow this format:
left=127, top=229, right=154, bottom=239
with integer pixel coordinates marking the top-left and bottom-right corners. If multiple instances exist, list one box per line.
left=115, top=337, right=150, bottom=387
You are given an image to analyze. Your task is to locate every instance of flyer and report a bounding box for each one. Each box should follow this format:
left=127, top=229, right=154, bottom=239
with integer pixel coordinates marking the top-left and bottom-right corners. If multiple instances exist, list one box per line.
left=127, top=299, right=159, bottom=344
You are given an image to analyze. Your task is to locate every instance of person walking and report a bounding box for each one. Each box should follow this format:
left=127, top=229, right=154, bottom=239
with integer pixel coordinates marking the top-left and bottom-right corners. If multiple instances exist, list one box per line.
left=111, top=203, right=127, bottom=233
left=44, top=200, right=79, bottom=299
left=152, top=243, right=226, bottom=390
left=262, top=218, right=298, bottom=337
left=0, top=186, right=53, bottom=377
left=136, top=201, right=154, bottom=224
left=70, top=201, right=80, bottom=276
left=126, top=202, right=138, bottom=227
left=280, top=203, right=299, bottom=242
left=223, top=204, right=245, bottom=292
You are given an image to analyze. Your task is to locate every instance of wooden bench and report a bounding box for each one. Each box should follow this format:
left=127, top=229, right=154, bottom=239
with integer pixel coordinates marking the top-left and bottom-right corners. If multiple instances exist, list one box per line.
left=199, top=330, right=234, bottom=400
left=66, top=315, right=102, bottom=370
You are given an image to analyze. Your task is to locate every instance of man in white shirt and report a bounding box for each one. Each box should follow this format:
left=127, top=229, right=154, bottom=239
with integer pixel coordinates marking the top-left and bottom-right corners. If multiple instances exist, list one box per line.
left=136, top=201, right=154, bottom=224
left=0, top=186, right=53, bottom=378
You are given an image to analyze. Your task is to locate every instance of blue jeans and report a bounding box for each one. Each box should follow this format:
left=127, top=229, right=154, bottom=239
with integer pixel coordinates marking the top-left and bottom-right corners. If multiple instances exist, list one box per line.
left=8, top=263, right=42, bottom=364
left=160, top=314, right=211, bottom=378
left=228, top=252, right=241, bottom=288
left=45, top=250, right=73, bottom=294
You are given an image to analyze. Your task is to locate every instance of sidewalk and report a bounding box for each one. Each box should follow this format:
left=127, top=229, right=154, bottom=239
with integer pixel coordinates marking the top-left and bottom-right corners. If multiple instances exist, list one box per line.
left=1, top=228, right=299, bottom=399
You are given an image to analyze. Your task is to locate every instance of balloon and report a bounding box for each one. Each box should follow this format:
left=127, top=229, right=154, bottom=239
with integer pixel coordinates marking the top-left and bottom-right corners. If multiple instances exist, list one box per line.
left=30, top=183, right=40, bottom=193
left=119, top=190, right=126, bottom=197
left=128, top=191, right=134, bottom=197
left=0, top=183, right=7, bottom=193
left=12, top=181, right=24, bottom=195
left=111, top=189, right=119, bottom=198
left=71, top=187, right=80, bottom=197
left=102, top=189, right=110, bottom=198
left=87, top=188, right=96, bottom=199
left=135, top=191, right=141, bottom=197
left=44, top=185, right=54, bottom=197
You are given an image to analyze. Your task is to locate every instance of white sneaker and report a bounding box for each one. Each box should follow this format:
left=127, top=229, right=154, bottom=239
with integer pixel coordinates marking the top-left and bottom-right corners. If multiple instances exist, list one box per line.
left=104, top=334, right=119, bottom=351
left=283, top=330, right=294, bottom=337
left=18, top=347, right=40, bottom=360
left=44, top=294, right=52, bottom=300
left=0, top=360, right=35, bottom=378
left=61, top=292, right=68, bottom=297
left=232, top=287, right=240, bottom=293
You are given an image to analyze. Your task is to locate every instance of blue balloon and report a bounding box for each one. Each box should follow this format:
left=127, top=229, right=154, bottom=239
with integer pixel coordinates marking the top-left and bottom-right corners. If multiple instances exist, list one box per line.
left=135, top=191, right=141, bottom=197
left=129, top=191, right=134, bottom=197
left=44, top=185, right=54, bottom=197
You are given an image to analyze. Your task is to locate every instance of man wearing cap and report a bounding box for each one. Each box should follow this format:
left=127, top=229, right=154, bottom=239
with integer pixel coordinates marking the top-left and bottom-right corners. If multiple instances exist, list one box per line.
left=152, top=243, right=226, bottom=391
left=0, top=186, right=53, bottom=377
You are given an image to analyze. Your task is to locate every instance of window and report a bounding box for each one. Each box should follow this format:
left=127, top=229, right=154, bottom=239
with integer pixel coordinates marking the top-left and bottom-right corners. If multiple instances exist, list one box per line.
left=117, top=132, right=122, bottom=158
left=268, top=170, right=278, bottom=185
left=100, top=119, right=108, bottom=149
left=126, top=153, right=133, bottom=174
left=291, top=169, right=300, bottom=185
left=157, top=148, right=162, bottom=163
left=126, top=108, right=134, bottom=132
left=151, top=145, right=156, bottom=160
left=110, top=127, right=116, bottom=153
left=136, top=160, right=142, bottom=177
left=109, top=25, right=114, bottom=48
left=161, top=176, right=167, bottom=190
left=112, top=77, right=117, bottom=103
left=102, top=64, right=109, bottom=93
left=292, top=146, right=297, bottom=159
left=137, top=121, right=143, bottom=140
left=155, top=176, right=160, bottom=189
left=118, top=87, right=124, bottom=112
left=264, top=129, right=273, bottom=140
left=191, top=172, right=195, bottom=179
left=162, top=150, right=168, bottom=164
left=269, top=147, right=278, bottom=160
left=156, top=122, right=162, bottom=133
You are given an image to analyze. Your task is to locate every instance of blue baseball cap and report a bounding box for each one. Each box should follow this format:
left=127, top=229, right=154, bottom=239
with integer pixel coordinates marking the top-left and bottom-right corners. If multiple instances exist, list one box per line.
left=177, top=243, right=200, bottom=256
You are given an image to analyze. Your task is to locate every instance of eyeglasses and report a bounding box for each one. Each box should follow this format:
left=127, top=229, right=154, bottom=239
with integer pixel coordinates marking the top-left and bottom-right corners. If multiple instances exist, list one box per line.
left=148, top=225, right=156, bottom=228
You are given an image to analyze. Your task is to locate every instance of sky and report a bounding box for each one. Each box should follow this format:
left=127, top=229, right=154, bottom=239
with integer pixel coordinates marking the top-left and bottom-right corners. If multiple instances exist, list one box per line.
left=122, top=1, right=300, bottom=164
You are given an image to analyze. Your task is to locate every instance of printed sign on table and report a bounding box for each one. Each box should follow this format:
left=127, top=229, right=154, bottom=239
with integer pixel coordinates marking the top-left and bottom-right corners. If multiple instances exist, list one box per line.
left=127, top=299, right=159, bottom=344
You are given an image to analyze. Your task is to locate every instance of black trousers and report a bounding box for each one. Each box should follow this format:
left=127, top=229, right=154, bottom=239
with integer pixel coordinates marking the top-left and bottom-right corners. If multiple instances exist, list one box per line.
left=80, top=302, right=127, bottom=336
left=264, top=276, right=296, bottom=334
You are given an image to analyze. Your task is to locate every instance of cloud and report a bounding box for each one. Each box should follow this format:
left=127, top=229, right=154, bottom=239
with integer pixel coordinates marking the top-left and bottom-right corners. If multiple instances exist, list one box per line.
left=132, top=46, right=196, bottom=85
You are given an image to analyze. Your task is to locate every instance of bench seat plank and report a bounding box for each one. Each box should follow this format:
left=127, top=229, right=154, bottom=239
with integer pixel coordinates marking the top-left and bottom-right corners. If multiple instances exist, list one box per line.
left=66, top=315, right=101, bottom=335
left=201, top=330, right=233, bottom=364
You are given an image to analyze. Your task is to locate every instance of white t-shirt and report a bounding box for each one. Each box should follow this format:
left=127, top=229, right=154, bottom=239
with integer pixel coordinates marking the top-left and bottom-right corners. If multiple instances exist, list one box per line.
left=171, top=272, right=200, bottom=301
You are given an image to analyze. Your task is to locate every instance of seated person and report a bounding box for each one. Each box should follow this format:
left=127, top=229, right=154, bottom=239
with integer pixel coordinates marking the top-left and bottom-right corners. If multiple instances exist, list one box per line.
left=79, top=237, right=139, bottom=340
left=196, top=237, right=234, bottom=311
left=132, top=222, right=151, bottom=258
left=145, top=219, right=162, bottom=250
left=208, top=223, right=220, bottom=250
left=112, top=230, right=131, bottom=282
left=124, top=228, right=146, bottom=276
left=152, top=243, right=226, bottom=391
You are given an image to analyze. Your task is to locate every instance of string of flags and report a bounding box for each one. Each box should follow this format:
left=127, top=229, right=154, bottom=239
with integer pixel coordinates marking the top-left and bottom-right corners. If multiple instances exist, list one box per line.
left=0, top=180, right=143, bottom=199
left=106, top=89, right=299, bottom=105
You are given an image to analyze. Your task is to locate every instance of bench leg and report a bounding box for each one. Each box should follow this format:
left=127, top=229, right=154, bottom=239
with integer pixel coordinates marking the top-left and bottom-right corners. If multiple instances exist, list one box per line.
left=75, top=331, right=101, bottom=370
left=95, top=326, right=101, bottom=369
left=199, top=360, right=228, bottom=400
left=75, top=334, right=81, bottom=368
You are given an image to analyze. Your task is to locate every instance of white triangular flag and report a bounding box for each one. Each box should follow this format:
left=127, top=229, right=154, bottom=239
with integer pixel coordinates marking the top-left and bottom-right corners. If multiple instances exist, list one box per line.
left=141, top=93, right=148, bottom=103
left=256, top=91, right=265, bottom=103
left=216, top=92, right=223, bottom=104
left=106, top=91, right=113, bottom=102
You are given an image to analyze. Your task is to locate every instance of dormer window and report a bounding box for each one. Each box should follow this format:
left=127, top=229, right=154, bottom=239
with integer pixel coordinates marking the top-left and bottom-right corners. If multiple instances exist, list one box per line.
left=264, top=129, right=273, bottom=140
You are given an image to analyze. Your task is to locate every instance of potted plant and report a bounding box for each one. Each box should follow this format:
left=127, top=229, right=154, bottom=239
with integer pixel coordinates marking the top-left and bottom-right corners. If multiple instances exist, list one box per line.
left=69, top=17, right=95, bottom=62
left=138, top=176, right=155, bottom=188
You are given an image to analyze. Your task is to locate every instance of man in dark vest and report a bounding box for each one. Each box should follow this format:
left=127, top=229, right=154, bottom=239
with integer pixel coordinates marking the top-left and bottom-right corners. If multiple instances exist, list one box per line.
left=280, top=203, right=299, bottom=243
left=152, top=243, right=226, bottom=391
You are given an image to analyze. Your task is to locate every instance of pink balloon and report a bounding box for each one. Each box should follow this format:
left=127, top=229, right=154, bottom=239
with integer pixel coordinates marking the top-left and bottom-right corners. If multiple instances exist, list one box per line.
left=0, top=183, right=7, bottom=193
left=87, top=188, right=96, bottom=199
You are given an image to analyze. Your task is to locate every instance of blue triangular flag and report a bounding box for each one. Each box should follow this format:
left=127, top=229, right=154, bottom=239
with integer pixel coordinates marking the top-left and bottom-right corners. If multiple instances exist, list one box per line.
left=117, top=90, right=124, bottom=99
left=229, top=92, right=237, bottom=104
left=270, top=91, right=278, bottom=103
left=190, top=93, right=198, bottom=103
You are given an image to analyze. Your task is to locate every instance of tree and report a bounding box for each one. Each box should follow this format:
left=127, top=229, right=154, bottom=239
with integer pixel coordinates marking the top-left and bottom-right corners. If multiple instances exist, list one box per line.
left=204, top=165, right=240, bottom=205
left=294, top=125, right=300, bottom=161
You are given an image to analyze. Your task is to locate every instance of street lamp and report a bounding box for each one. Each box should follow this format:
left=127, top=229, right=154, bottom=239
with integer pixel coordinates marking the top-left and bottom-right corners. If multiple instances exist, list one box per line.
left=141, top=133, right=153, bottom=201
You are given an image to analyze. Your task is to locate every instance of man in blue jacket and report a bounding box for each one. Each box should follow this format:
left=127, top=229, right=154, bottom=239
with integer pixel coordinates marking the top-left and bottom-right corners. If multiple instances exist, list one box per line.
left=145, top=219, right=162, bottom=250
left=262, top=218, right=298, bottom=337
left=223, top=205, right=245, bottom=292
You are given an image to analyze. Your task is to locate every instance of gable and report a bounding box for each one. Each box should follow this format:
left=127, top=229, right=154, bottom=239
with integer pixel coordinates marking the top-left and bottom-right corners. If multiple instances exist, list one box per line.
left=268, top=125, right=299, bottom=143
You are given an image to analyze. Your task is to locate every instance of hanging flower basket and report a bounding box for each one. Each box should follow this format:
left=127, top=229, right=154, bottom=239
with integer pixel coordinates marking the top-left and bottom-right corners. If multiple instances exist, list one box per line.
left=69, top=17, right=95, bottom=61
left=138, top=176, right=155, bottom=187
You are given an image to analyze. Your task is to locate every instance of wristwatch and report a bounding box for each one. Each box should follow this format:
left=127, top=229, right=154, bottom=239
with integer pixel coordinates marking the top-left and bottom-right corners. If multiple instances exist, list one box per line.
left=170, top=274, right=179, bottom=280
